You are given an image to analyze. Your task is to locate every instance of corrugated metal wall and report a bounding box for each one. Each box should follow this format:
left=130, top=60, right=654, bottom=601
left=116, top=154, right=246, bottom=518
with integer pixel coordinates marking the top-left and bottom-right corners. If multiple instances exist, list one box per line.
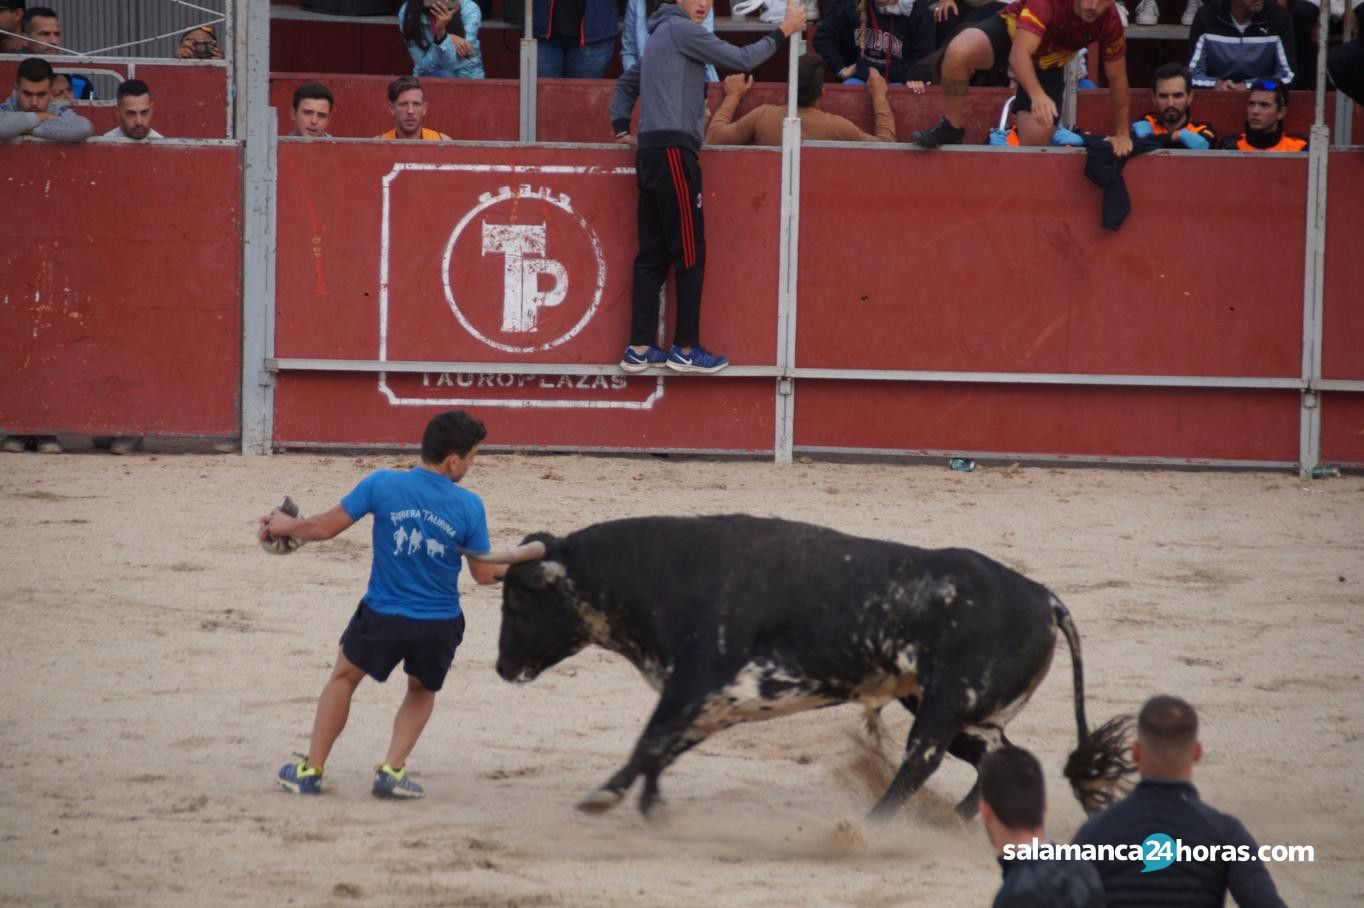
left=58, top=0, right=228, bottom=59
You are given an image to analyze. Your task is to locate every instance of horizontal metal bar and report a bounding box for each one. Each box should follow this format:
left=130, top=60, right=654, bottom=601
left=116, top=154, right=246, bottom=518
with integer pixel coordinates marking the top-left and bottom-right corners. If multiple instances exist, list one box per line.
left=794, top=445, right=1299, bottom=471
left=271, top=358, right=1307, bottom=390
left=1313, top=380, right=1364, bottom=392
left=790, top=368, right=1305, bottom=389
left=270, top=358, right=780, bottom=378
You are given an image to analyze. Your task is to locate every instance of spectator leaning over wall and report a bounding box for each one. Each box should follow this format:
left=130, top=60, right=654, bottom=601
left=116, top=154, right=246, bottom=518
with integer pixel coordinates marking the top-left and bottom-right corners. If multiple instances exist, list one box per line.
left=1130, top=62, right=1218, bottom=148
left=0, top=57, right=92, bottom=456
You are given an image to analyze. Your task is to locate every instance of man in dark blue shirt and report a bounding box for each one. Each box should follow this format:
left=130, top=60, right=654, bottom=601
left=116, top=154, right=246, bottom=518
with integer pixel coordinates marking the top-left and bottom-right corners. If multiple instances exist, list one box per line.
left=1072, top=695, right=1287, bottom=907
left=980, top=746, right=1105, bottom=908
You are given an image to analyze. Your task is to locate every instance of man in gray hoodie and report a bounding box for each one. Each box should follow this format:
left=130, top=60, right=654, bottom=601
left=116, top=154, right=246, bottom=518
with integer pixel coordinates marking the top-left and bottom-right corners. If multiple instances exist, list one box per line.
left=611, top=0, right=804, bottom=375
left=0, top=56, right=94, bottom=144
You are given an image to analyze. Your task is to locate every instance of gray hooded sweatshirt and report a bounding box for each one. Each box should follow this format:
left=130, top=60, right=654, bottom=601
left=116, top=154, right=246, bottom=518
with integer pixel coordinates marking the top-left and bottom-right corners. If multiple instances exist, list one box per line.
left=0, top=94, right=95, bottom=142
left=610, top=3, right=785, bottom=152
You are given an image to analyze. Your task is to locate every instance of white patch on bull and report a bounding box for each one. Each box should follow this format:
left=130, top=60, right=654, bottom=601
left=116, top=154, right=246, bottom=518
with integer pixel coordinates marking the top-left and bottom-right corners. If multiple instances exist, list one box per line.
left=921, top=744, right=941, bottom=763
left=692, top=661, right=833, bottom=732
left=895, top=648, right=918, bottom=675
left=540, top=561, right=568, bottom=583
left=938, top=581, right=957, bottom=605
left=717, top=623, right=726, bottom=655
left=962, top=685, right=978, bottom=710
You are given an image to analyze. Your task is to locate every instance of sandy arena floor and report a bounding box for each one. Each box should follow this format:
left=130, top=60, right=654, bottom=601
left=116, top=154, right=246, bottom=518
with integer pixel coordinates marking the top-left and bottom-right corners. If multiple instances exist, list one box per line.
left=1, top=450, right=1361, bottom=907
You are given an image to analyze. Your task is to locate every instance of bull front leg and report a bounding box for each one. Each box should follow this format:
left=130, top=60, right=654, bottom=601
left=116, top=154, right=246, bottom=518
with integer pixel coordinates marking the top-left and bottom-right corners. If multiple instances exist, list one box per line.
left=577, top=682, right=715, bottom=817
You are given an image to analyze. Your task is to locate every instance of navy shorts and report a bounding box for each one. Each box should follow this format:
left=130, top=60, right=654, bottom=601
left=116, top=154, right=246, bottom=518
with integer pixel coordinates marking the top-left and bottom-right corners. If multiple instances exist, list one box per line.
left=339, top=601, right=466, bottom=692
left=974, top=15, right=1066, bottom=114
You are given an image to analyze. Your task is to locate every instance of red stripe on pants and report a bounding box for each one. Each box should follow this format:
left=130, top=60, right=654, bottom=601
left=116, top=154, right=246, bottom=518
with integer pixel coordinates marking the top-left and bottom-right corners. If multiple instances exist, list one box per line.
left=666, top=147, right=695, bottom=268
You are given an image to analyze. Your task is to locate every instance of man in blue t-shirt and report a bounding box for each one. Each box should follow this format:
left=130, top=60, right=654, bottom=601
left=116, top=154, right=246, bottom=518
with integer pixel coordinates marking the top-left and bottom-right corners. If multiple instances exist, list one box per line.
left=263, top=410, right=501, bottom=799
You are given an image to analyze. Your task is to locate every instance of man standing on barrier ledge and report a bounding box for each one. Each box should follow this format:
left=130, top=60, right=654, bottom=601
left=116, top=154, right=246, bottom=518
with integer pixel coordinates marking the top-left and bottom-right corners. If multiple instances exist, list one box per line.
left=611, top=0, right=806, bottom=375
left=1072, top=695, right=1288, bottom=907
left=1220, top=80, right=1307, bottom=151
left=912, top=0, right=1131, bottom=155
left=1130, top=62, right=1218, bottom=149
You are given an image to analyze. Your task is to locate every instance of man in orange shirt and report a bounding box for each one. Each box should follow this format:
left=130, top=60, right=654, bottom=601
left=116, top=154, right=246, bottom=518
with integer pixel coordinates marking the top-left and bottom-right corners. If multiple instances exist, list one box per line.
left=1220, top=79, right=1308, bottom=151
left=912, top=0, right=1131, bottom=156
left=705, top=55, right=896, bottom=146
left=376, top=76, right=452, bottom=140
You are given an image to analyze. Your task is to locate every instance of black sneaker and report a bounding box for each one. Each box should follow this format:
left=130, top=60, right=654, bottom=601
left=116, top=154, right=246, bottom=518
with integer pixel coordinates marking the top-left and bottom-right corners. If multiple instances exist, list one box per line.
left=912, top=118, right=966, bottom=149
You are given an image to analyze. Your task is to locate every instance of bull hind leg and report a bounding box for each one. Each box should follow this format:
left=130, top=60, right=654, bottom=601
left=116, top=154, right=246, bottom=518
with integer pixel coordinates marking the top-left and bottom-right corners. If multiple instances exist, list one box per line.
left=944, top=727, right=1012, bottom=821
left=869, top=698, right=965, bottom=822
left=896, top=695, right=1006, bottom=821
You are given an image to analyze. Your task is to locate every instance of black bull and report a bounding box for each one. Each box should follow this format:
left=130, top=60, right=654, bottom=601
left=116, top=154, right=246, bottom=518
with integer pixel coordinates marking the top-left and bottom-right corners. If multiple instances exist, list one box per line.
left=472, top=515, right=1133, bottom=819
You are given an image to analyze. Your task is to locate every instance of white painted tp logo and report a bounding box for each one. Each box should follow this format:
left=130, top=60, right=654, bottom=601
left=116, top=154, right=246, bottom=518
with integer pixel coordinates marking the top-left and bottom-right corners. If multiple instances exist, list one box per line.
left=481, top=223, right=568, bottom=333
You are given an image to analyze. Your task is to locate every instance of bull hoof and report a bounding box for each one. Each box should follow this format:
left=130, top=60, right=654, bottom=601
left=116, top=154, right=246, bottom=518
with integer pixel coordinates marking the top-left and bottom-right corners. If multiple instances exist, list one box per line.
left=576, top=789, right=624, bottom=815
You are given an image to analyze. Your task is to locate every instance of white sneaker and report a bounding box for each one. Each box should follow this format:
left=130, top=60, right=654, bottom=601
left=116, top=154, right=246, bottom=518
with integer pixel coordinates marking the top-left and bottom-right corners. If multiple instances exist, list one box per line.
left=1181, top=0, right=1202, bottom=24
left=1134, top=0, right=1159, bottom=25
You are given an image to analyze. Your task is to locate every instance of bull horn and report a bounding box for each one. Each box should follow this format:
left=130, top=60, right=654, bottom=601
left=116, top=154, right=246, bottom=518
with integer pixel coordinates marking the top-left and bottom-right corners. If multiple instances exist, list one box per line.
left=461, top=540, right=547, bottom=564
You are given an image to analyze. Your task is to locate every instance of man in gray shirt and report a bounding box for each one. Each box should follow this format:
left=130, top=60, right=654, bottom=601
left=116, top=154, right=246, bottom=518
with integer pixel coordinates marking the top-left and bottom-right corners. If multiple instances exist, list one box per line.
left=0, top=56, right=94, bottom=144
left=610, top=0, right=804, bottom=375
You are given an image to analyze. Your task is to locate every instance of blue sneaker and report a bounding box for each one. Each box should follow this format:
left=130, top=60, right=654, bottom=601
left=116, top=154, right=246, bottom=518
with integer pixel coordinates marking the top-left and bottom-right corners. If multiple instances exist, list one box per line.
left=372, top=763, right=424, bottom=799
left=666, top=344, right=729, bottom=374
left=277, top=759, right=322, bottom=795
left=619, top=345, right=668, bottom=373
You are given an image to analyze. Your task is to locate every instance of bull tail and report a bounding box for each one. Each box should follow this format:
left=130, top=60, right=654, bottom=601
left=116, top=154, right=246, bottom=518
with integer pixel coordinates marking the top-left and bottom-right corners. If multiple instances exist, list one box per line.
left=1053, top=597, right=1136, bottom=814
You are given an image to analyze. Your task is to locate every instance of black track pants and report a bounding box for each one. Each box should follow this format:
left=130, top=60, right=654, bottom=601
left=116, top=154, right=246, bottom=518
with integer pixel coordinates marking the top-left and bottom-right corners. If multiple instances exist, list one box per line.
left=629, top=145, right=705, bottom=349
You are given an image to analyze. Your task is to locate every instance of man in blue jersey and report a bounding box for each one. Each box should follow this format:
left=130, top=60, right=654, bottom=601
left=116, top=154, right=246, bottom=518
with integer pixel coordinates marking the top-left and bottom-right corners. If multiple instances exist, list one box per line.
left=264, top=410, right=501, bottom=799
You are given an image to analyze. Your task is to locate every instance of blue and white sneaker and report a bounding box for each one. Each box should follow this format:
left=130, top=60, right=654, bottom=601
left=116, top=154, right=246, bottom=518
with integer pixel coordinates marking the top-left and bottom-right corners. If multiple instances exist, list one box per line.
left=665, top=344, right=729, bottom=374
left=372, top=763, right=424, bottom=799
left=277, top=759, right=323, bottom=795
left=619, top=345, right=668, bottom=373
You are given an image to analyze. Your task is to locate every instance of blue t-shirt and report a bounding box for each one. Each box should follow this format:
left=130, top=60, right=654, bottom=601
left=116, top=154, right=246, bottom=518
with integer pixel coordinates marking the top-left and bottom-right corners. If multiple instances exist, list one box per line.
left=340, top=466, right=490, bottom=620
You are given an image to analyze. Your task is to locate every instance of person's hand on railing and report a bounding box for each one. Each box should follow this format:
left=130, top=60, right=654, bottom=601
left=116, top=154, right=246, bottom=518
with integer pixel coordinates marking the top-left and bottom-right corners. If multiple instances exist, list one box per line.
left=780, top=0, right=807, bottom=37
left=452, top=35, right=475, bottom=57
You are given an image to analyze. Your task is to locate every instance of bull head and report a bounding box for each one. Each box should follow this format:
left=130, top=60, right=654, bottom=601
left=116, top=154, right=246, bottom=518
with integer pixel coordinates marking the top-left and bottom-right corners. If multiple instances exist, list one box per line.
left=468, top=534, right=593, bottom=683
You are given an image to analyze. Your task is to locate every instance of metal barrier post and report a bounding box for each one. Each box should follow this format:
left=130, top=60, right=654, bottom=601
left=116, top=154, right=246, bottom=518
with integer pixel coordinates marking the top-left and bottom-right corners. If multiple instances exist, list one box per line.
left=774, top=33, right=803, bottom=464
left=519, top=0, right=536, bottom=143
left=1298, top=0, right=1332, bottom=475
left=240, top=0, right=276, bottom=454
